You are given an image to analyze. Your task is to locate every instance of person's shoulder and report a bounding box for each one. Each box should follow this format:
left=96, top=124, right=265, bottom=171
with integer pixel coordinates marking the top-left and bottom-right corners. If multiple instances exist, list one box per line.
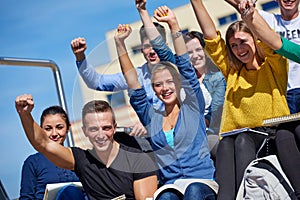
left=71, top=147, right=86, bottom=154
left=119, top=143, right=143, bottom=154
left=22, top=152, right=49, bottom=168
left=259, top=10, right=283, bottom=21
left=24, top=152, right=44, bottom=162
left=137, top=62, right=148, bottom=70
left=212, top=70, right=225, bottom=79
left=119, top=143, right=154, bottom=163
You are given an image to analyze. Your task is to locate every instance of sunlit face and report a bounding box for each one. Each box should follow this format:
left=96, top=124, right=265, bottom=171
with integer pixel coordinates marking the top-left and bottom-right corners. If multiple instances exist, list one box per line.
left=42, top=114, right=68, bottom=145
left=152, top=69, right=178, bottom=106
left=229, top=31, right=256, bottom=64
left=186, top=38, right=206, bottom=75
left=277, top=0, right=300, bottom=13
left=82, top=111, right=116, bottom=153
left=141, top=39, right=160, bottom=66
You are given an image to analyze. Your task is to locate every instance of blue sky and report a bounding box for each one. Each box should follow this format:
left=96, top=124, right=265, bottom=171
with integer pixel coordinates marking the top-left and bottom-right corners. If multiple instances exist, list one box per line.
left=0, top=0, right=188, bottom=198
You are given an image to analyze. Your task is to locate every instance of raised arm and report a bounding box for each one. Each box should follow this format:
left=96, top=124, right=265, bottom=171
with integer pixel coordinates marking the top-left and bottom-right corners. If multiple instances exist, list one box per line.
left=71, top=37, right=86, bottom=62
left=239, top=0, right=282, bottom=50
left=71, top=37, right=129, bottom=91
left=114, top=24, right=141, bottom=89
left=15, top=94, right=75, bottom=170
left=240, top=0, right=300, bottom=63
left=190, top=0, right=218, bottom=40
left=153, top=6, right=186, bottom=56
left=135, top=0, right=160, bottom=41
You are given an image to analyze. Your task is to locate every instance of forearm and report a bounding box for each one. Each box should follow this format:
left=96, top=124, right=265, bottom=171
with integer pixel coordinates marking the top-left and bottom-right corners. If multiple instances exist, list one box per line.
left=244, top=9, right=282, bottom=50
left=190, top=0, right=218, bottom=40
left=151, top=35, right=176, bottom=63
left=75, top=52, right=85, bottom=62
left=139, top=9, right=160, bottom=41
left=275, top=37, right=300, bottom=63
left=168, top=19, right=186, bottom=56
left=134, top=175, right=157, bottom=199
left=115, top=40, right=140, bottom=89
left=77, top=59, right=102, bottom=90
left=18, top=113, right=47, bottom=151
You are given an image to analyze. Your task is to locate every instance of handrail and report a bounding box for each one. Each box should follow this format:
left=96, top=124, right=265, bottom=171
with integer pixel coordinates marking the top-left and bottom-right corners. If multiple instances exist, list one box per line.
left=0, top=57, right=74, bottom=147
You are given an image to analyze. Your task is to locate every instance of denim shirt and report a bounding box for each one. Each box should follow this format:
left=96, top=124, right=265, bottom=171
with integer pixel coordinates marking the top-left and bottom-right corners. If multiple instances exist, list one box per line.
left=129, top=53, right=215, bottom=184
left=76, top=59, right=164, bottom=111
left=203, top=70, right=226, bottom=134
left=150, top=36, right=217, bottom=120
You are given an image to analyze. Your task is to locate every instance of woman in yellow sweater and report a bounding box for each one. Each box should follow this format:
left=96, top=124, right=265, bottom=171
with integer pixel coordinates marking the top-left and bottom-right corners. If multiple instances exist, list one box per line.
left=190, top=0, right=290, bottom=199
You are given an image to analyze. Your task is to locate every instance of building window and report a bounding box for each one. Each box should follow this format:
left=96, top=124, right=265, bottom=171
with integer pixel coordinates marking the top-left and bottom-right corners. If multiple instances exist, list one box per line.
left=182, top=28, right=189, bottom=35
left=107, top=91, right=126, bottom=108
left=218, top=13, right=238, bottom=26
left=261, top=1, right=278, bottom=11
left=131, top=45, right=141, bottom=55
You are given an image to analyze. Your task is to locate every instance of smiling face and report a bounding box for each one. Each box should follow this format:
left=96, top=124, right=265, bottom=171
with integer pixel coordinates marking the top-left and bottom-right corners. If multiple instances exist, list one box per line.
left=141, top=39, right=160, bottom=66
left=42, top=114, right=68, bottom=145
left=277, top=0, right=300, bottom=18
left=229, top=31, right=256, bottom=65
left=152, top=65, right=180, bottom=106
left=186, top=38, right=206, bottom=76
left=82, top=111, right=116, bottom=153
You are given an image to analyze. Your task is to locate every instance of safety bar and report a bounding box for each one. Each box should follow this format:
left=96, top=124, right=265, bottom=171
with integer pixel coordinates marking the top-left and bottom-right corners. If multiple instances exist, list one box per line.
left=0, top=57, right=74, bottom=147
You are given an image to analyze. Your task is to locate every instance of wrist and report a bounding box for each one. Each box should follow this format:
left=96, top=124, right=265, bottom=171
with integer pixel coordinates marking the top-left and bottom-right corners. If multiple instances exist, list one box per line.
left=168, top=19, right=179, bottom=31
left=75, top=54, right=85, bottom=62
left=171, top=29, right=182, bottom=39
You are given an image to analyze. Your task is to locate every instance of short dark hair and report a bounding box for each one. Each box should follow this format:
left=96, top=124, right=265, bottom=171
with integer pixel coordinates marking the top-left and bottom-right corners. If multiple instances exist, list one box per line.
left=183, top=31, right=206, bottom=48
left=40, top=106, right=70, bottom=130
left=82, top=100, right=116, bottom=126
left=139, top=22, right=166, bottom=43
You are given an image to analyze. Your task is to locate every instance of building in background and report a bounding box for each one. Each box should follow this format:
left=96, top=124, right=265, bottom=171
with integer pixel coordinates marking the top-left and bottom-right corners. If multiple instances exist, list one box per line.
left=72, top=0, right=280, bottom=149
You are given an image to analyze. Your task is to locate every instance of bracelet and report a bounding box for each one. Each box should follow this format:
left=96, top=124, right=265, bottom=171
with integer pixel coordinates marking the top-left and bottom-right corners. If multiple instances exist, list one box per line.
left=172, top=30, right=182, bottom=39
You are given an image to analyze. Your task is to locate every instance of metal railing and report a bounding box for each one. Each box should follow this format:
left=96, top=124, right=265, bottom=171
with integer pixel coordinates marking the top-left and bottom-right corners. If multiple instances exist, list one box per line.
left=0, top=57, right=74, bottom=147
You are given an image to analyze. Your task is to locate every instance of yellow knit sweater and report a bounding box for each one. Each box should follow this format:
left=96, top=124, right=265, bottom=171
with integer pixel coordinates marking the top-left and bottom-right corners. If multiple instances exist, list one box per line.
left=204, top=31, right=290, bottom=134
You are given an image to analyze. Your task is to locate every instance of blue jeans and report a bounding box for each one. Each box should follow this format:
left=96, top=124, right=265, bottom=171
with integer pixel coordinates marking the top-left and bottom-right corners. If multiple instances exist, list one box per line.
left=287, top=88, right=300, bottom=114
left=157, top=182, right=216, bottom=200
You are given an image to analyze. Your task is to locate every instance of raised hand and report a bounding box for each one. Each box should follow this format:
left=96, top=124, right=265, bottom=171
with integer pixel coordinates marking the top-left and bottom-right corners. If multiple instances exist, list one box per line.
left=15, top=94, right=34, bottom=115
left=114, top=24, right=132, bottom=43
left=135, top=0, right=146, bottom=11
left=239, top=0, right=255, bottom=18
left=154, top=6, right=178, bottom=28
left=71, top=37, right=87, bottom=61
left=129, top=122, right=148, bottom=137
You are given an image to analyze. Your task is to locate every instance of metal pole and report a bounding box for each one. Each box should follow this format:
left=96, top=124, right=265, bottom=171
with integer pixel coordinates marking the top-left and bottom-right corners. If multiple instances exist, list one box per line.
left=0, top=57, right=74, bottom=147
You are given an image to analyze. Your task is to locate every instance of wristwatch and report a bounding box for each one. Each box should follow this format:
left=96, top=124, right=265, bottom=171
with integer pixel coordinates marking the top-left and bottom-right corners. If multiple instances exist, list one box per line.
left=172, top=30, right=182, bottom=39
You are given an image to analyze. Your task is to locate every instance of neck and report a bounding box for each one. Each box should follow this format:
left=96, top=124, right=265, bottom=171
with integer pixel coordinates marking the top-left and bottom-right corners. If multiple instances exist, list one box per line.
left=165, top=102, right=180, bottom=116
left=246, top=54, right=262, bottom=70
left=147, top=62, right=155, bottom=73
left=96, top=141, right=119, bottom=167
left=195, top=67, right=206, bottom=78
left=280, top=8, right=299, bottom=20
left=163, top=104, right=180, bottom=131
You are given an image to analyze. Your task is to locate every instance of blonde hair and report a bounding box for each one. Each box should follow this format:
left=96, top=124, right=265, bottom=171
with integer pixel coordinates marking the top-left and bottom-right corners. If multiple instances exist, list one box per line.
left=151, top=61, right=182, bottom=103
left=225, top=21, right=265, bottom=70
left=151, top=61, right=180, bottom=85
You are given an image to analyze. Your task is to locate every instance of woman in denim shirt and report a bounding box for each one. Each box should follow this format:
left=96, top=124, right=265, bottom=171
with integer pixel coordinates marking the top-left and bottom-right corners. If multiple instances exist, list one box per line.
left=115, top=2, right=218, bottom=199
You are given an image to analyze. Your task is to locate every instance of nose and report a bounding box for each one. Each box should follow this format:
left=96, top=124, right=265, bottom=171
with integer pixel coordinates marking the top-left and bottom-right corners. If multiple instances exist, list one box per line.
left=51, top=128, right=57, bottom=135
left=162, top=82, right=170, bottom=91
left=95, top=130, right=106, bottom=139
left=191, top=50, right=197, bottom=57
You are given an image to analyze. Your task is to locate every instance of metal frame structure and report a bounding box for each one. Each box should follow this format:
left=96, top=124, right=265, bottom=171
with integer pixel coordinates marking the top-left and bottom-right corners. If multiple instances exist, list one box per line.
left=0, top=57, right=74, bottom=147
